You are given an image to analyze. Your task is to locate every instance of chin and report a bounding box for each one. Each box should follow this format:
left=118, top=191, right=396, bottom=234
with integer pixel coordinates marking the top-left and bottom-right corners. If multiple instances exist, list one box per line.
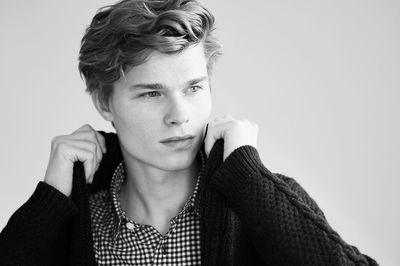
left=156, top=150, right=198, bottom=171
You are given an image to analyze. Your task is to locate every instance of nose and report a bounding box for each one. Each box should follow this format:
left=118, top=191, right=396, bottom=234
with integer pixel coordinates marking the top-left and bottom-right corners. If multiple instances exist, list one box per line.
left=164, top=95, right=190, bottom=126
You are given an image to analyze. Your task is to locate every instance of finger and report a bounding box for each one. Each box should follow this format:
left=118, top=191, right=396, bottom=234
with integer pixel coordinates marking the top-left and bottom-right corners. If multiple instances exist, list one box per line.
left=209, top=115, right=235, bottom=128
left=67, top=133, right=102, bottom=172
left=251, top=121, right=259, bottom=131
left=91, top=135, right=102, bottom=171
left=204, top=121, right=229, bottom=157
left=71, top=124, right=105, bottom=152
left=65, top=131, right=104, bottom=183
left=81, top=125, right=107, bottom=154
left=63, top=140, right=100, bottom=182
left=58, top=144, right=94, bottom=183
left=72, top=124, right=92, bottom=134
left=67, top=130, right=105, bottom=160
left=95, top=131, right=107, bottom=154
left=73, top=125, right=106, bottom=154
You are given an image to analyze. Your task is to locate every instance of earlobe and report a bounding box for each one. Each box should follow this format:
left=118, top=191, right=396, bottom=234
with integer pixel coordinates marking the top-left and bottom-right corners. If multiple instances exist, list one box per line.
left=91, top=93, right=114, bottom=122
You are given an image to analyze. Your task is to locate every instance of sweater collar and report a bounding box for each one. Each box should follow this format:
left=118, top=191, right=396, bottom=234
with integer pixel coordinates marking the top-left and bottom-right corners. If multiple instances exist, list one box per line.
left=73, top=131, right=227, bottom=266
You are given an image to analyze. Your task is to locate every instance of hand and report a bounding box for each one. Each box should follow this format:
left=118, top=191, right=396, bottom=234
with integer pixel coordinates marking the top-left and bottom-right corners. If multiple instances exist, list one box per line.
left=204, top=115, right=258, bottom=161
left=43, top=124, right=106, bottom=197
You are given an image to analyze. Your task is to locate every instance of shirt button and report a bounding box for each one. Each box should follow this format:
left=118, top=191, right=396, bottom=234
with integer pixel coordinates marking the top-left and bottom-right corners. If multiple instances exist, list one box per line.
left=126, top=222, right=135, bottom=230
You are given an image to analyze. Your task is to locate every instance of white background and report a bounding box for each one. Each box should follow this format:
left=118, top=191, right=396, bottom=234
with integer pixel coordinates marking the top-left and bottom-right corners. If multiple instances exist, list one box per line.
left=0, top=1, right=399, bottom=265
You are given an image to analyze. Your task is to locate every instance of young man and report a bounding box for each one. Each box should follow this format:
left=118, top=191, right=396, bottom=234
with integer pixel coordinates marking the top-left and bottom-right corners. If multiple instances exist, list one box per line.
left=0, top=0, right=377, bottom=265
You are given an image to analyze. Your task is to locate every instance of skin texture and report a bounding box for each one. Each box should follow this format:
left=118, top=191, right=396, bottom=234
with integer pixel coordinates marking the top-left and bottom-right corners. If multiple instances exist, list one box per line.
left=95, top=43, right=212, bottom=180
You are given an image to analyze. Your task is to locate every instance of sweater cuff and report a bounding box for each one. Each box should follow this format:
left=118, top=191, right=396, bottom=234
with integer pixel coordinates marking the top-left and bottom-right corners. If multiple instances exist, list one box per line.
left=210, top=145, right=272, bottom=197
left=16, top=181, right=78, bottom=226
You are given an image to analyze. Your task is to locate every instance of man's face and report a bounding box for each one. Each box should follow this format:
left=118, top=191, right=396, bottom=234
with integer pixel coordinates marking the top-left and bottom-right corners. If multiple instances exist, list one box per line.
left=103, top=44, right=212, bottom=171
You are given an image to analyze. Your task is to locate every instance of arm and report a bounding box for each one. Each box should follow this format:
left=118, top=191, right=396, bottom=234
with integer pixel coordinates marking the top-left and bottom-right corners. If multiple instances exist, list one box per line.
left=210, top=145, right=378, bottom=265
left=0, top=126, right=107, bottom=265
left=0, top=182, right=78, bottom=266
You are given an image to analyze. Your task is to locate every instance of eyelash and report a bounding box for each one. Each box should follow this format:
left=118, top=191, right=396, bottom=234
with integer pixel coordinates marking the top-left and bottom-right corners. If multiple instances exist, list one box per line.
left=139, top=86, right=202, bottom=98
left=189, top=86, right=202, bottom=93
left=141, top=91, right=161, bottom=98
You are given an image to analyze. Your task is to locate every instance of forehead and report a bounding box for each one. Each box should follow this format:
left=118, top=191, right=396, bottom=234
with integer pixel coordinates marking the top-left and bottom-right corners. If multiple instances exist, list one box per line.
left=118, top=43, right=208, bottom=88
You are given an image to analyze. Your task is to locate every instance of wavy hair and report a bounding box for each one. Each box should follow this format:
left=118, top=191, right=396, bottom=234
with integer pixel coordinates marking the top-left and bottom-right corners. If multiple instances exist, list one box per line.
left=78, top=0, right=222, bottom=109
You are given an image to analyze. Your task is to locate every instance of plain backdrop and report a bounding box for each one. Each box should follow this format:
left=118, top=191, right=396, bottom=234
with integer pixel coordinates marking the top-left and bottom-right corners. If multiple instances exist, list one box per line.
left=0, top=0, right=399, bottom=265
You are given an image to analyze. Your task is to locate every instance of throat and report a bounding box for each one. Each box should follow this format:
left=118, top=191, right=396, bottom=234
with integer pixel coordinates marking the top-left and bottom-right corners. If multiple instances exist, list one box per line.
left=119, top=169, right=198, bottom=235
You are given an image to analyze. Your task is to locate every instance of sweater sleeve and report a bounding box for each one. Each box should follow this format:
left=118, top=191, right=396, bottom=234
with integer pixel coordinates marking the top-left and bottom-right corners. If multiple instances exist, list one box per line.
left=210, top=145, right=378, bottom=266
left=0, top=181, right=78, bottom=266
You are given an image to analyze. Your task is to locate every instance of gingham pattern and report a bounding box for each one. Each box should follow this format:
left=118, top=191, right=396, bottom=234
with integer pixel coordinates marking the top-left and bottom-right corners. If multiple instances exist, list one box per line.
left=89, top=153, right=204, bottom=265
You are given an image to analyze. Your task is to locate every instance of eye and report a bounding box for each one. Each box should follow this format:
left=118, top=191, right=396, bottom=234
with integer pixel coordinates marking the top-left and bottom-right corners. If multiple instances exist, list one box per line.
left=140, top=91, right=161, bottom=98
left=188, top=86, right=202, bottom=94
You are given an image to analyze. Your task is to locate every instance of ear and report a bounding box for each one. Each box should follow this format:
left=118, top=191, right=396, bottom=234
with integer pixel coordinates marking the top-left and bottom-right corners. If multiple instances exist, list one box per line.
left=91, top=92, right=114, bottom=122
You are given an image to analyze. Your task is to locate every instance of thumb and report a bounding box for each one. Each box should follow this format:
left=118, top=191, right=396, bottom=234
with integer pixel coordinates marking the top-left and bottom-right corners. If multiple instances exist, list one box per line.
left=204, top=122, right=223, bottom=158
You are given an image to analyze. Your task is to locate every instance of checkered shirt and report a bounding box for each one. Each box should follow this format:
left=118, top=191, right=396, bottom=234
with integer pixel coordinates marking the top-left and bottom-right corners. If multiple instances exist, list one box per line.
left=89, top=153, right=204, bottom=265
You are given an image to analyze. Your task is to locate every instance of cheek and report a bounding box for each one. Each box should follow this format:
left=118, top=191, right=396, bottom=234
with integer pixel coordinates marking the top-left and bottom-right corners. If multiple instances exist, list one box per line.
left=120, top=109, right=158, bottom=135
left=112, top=103, right=152, bottom=134
left=116, top=114, right=159, bottom=152
left=194, top=93, right=212, bottom=121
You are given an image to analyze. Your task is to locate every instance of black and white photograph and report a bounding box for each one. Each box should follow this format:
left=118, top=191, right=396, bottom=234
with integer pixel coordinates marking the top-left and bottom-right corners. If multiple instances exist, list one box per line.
left=0, top=0, right=398, bottom=265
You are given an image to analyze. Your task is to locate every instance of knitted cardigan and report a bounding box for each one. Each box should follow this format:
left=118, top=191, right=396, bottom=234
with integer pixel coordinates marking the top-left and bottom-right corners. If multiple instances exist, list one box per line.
left=0, top=132, right=377, bottom=265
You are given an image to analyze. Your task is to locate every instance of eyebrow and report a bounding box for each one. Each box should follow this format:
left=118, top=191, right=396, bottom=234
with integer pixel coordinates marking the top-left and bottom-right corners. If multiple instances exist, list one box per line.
left=129, top=76, right=208, bottom=91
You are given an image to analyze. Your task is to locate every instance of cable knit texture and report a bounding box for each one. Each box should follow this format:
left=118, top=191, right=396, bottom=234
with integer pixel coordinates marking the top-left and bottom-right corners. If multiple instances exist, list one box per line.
left=0, top=132, right=378, bottom=265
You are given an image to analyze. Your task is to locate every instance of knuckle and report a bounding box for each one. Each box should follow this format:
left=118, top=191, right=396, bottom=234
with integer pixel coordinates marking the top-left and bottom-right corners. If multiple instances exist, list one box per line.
left=88, top=141, right=97, bottom=151
left=79, top=124, right=93, bottom=133
left=51, top=136, right=65, bottom=149
left=50, top=136, right=59, bottom=146
left=54, top=142, right=68, bottom=154
left=58, top=142, right=69, bottom=150
left=77, top=124, right=90, bottom=131
left=89, top=130, right=98, bottom=140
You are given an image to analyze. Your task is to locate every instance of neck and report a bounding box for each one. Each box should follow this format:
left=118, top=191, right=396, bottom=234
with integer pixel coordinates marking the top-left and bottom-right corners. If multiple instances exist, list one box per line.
left=119, top=156, right=199, bottom=234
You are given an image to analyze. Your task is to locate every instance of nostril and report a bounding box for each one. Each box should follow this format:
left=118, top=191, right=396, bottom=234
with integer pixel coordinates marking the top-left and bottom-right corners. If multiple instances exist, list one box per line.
left=169, top=118, right=189, bottom=125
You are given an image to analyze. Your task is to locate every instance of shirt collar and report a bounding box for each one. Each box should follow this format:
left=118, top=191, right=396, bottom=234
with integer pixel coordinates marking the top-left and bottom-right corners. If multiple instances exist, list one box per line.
left=191, top=150, right=205, bottom=217
left=109, top=150, right=205, bottom=241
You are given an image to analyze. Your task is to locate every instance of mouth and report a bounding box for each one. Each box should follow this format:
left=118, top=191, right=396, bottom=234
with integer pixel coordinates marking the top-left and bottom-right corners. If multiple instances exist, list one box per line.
left=160, top=135, right=195, bottom=142
left=160, top=135, right=195, bottom=149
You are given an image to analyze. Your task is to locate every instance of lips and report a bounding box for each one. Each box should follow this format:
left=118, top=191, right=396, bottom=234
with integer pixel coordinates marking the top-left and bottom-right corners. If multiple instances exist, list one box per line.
left=160, top=135, right=195, bottom=143
left=160, top=135, right=195, bottom=149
